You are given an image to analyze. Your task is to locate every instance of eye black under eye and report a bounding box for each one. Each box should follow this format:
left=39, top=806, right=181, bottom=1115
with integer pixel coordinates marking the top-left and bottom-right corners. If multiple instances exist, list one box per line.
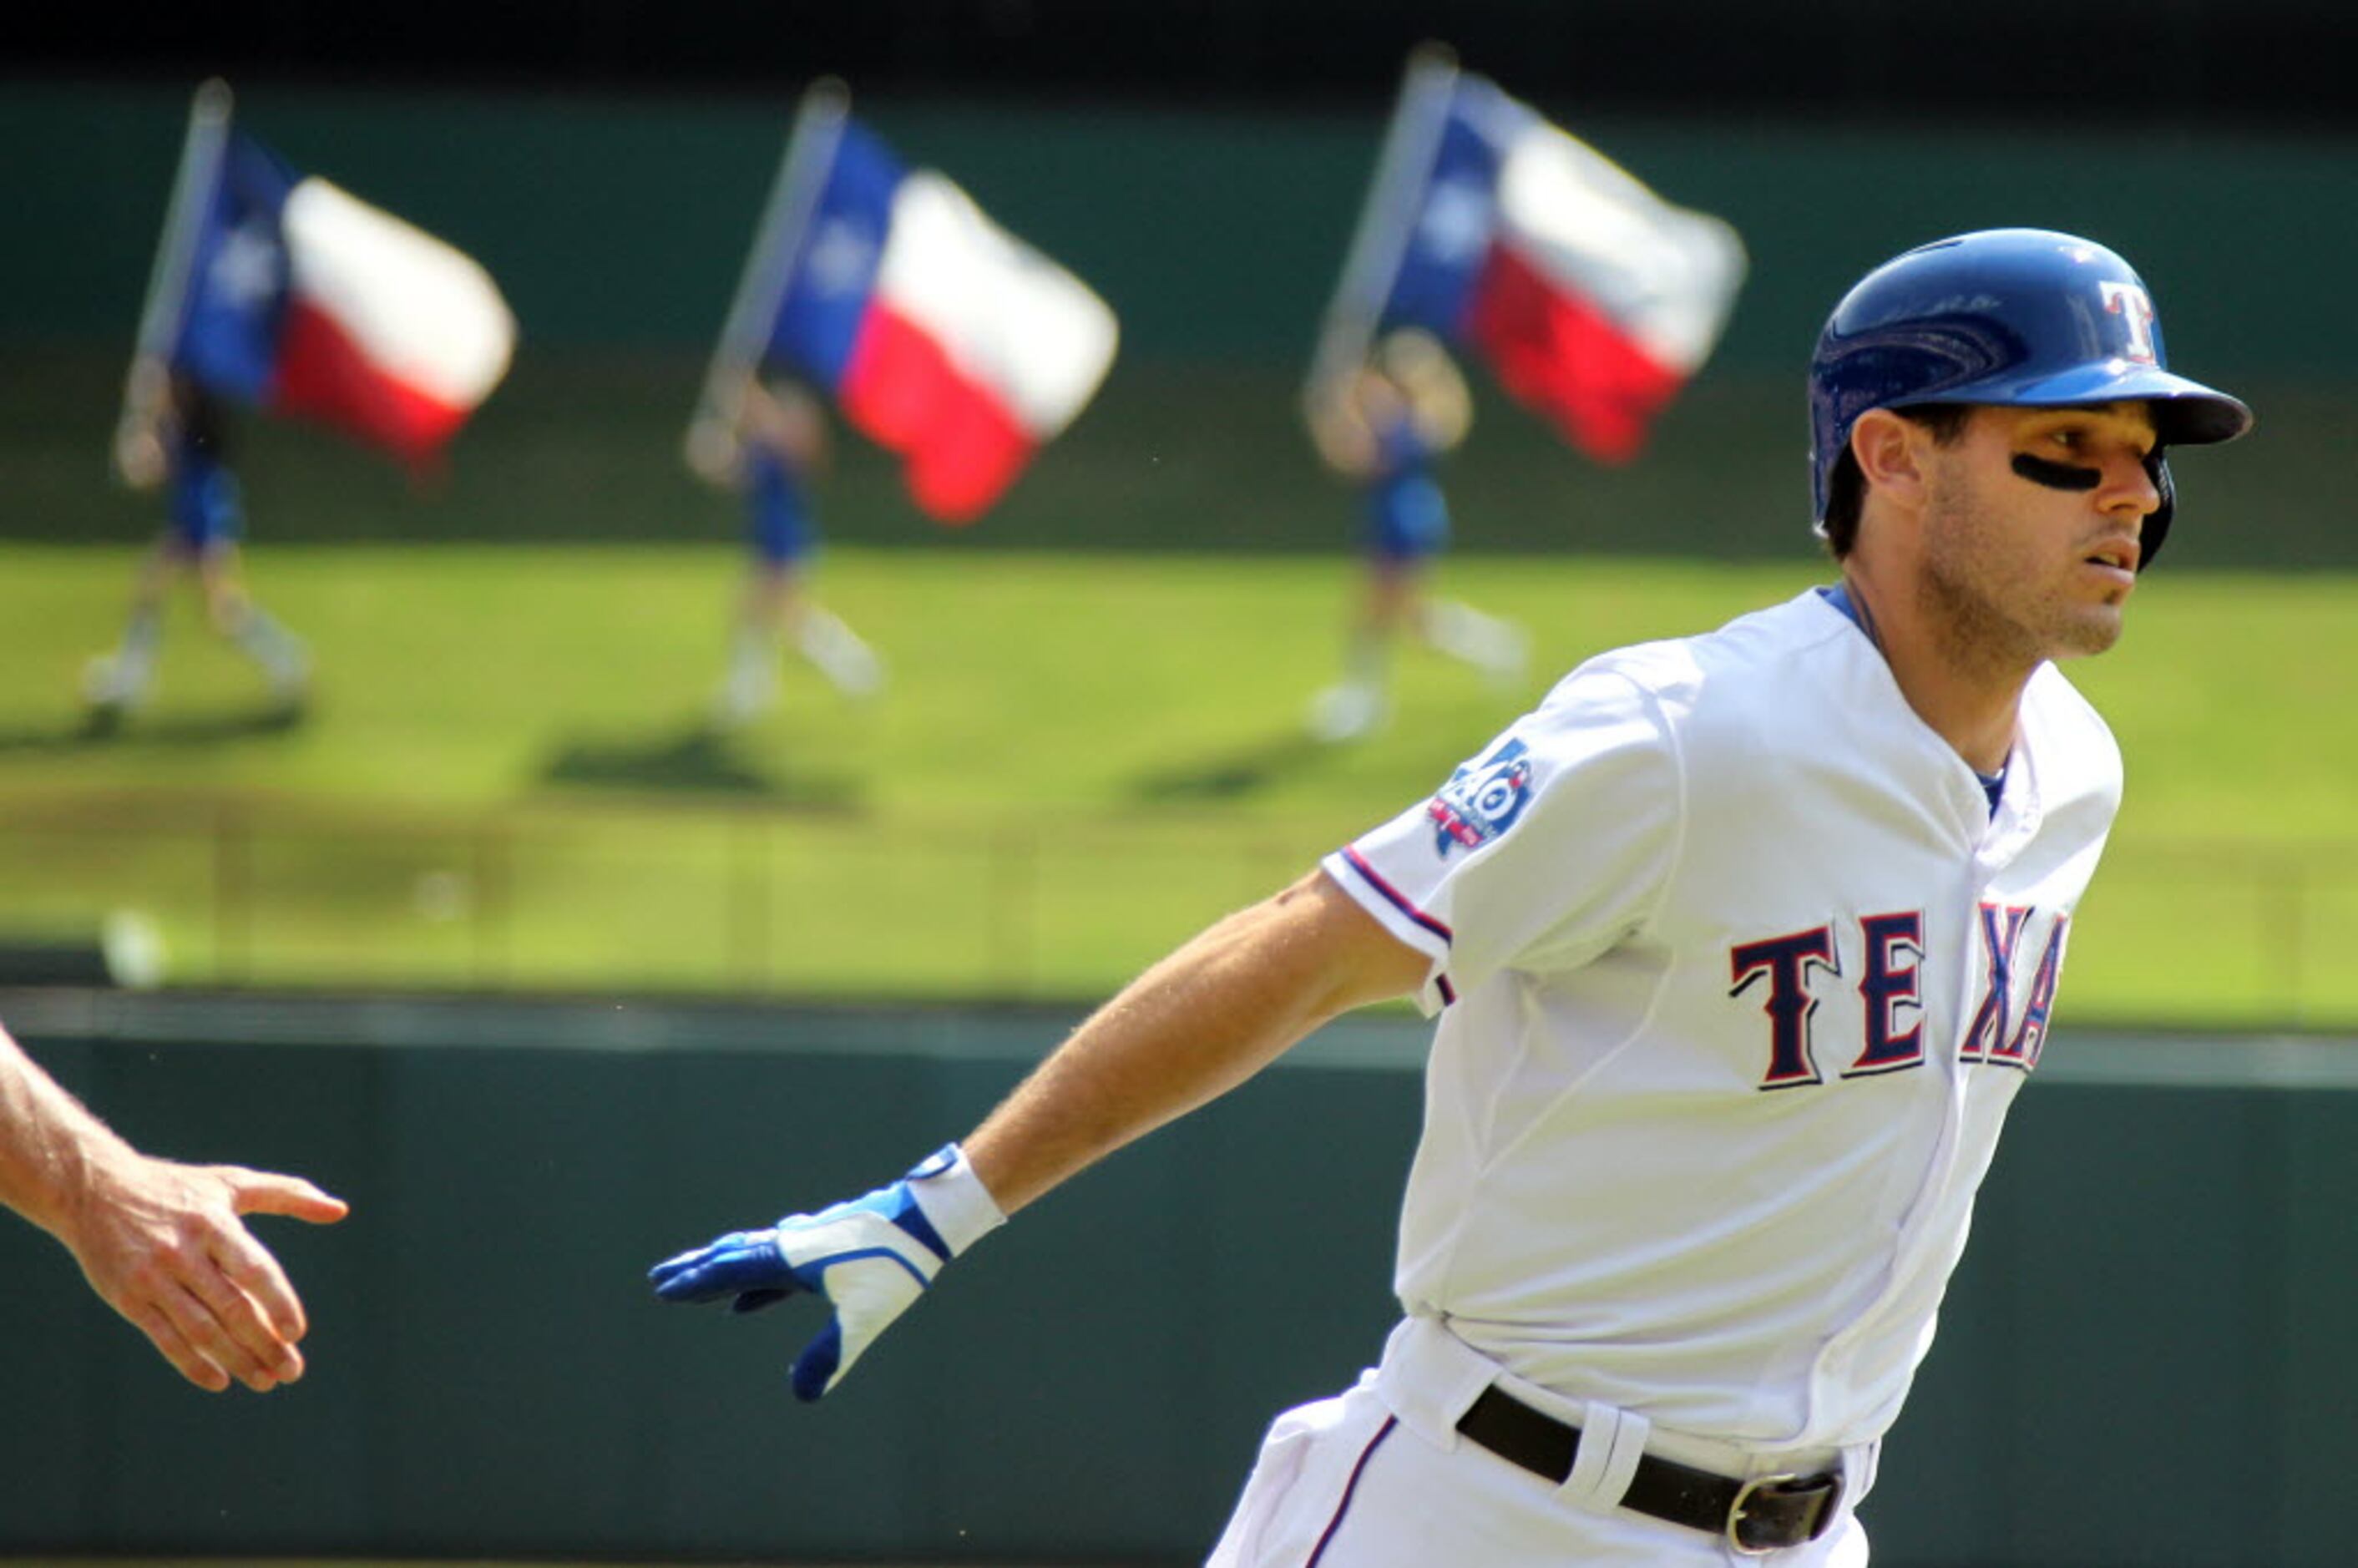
left=2011, top=453, right=2100, bottom=492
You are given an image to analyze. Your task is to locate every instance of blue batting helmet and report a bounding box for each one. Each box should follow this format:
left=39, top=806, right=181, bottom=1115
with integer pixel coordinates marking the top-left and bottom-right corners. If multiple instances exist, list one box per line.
left=1809, top=229, right=2251, bottom=566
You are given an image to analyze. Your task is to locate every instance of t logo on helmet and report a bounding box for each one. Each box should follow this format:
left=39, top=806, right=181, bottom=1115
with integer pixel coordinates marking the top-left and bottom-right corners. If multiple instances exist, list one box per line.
left=2097, top=281, right=2158, bottom=364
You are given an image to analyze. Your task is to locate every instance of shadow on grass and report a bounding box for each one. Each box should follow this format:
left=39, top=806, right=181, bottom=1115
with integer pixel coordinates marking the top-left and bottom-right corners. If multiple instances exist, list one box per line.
left=1131, top=728, right=1339, bottom=803
left=0, top=701, right=310, bottom=753
left=539, top=721, right=863, bottom=811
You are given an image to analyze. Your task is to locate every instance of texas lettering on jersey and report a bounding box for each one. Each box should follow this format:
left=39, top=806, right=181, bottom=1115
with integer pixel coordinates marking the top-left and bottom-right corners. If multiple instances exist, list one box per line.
left=1727, top=904, right=2070, bottom=1090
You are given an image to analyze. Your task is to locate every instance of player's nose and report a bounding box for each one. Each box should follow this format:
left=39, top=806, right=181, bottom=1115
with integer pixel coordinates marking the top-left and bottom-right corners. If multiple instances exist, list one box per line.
left=2097, top=449, right=2163, bottom=519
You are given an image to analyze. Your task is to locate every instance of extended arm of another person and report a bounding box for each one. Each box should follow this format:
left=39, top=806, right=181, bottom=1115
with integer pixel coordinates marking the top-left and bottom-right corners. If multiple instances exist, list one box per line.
left=0, top=1020, right=350, bottom=1393
left=649, top=867, right=1428, bottom=1399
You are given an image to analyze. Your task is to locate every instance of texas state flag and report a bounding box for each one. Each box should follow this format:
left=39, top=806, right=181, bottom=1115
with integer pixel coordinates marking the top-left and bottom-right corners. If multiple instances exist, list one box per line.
left=173, top=130, right=515, bottom=464
left=1374, top=68, right=1744, bottom=464
left=760, top=115, right=1118, bottom=523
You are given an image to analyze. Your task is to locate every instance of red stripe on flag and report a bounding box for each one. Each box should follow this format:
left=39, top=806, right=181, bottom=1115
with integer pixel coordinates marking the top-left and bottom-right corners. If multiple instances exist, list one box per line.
left=839, top=306, right=1037, bottom=524
left=1465, top=245, right=1686, bottom=466
left=272, top=298, right=469, bottom=465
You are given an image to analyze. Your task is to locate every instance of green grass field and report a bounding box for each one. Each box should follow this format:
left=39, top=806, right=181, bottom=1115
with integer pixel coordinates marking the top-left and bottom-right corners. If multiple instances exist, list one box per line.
left=2, top=544, right=2354, bottom=1026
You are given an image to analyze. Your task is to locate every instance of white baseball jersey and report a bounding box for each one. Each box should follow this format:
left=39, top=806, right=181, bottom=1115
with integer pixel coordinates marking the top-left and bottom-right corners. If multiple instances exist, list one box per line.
left=1322, top=587, right=2121, bottom=1453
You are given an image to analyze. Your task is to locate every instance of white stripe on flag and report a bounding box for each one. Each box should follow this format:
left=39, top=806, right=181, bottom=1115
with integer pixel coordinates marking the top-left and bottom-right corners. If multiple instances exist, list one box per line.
left=873, top=171, right=1117, bottom=438
left=282, top=180, right=518, bottom=409
left=1494, top=124, right=1745, bottom=376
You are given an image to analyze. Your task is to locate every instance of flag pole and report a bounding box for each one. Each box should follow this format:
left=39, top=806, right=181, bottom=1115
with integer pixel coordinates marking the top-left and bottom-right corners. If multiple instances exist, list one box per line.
left=116, top=77, right=233, bottom=482
left=686, top=77, right=851, bottom=477
left=1301, top=42, right=1460, bottom=422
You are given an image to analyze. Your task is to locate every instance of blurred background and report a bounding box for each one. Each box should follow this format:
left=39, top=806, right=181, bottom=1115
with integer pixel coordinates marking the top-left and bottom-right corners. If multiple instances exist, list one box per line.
left=2, top=6, right=2354, bottom=1565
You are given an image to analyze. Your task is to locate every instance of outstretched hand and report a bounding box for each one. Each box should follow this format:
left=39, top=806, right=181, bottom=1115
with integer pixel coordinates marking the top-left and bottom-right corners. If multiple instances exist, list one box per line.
left=646, top=1226, right=802, bottom=1316
left=650, top=1145, right=1004, bottom=1402
left=63, top=1154, right=348, bottom=1393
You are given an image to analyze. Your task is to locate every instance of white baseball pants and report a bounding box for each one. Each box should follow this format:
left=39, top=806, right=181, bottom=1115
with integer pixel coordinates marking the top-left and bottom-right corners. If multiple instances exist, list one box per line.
left=1206, top=1320, right=1875, bottom=1568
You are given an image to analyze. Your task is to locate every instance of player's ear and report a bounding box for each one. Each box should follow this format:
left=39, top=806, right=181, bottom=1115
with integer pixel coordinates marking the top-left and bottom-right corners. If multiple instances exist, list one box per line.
left=1849, top=409, right=1930, bottom=513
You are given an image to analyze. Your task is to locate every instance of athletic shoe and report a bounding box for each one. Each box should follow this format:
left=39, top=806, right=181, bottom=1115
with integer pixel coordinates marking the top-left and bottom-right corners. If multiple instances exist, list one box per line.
left=1307, top=680, right=1389, bottom=744
left=800, top=614, right=887, bottom=700
left=81, top=652, right=150, bottom=714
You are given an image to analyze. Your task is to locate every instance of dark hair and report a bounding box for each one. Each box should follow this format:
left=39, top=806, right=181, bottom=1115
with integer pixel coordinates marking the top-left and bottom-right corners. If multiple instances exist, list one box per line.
left=1819, top=402, right=1970, bottom=558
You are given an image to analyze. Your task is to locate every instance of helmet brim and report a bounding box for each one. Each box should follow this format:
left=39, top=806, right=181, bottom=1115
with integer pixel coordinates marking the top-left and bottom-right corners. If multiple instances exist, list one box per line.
left=1904, top=362, right=2254, bottom=447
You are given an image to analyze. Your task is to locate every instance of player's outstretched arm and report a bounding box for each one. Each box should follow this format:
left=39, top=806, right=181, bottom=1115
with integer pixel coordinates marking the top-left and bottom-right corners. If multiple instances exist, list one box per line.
left=962, top=866, right=1427, bottom=1213
left=650, top=867, right=1426, bottom=1399
left=0, top=1022, right=350, bottom=1393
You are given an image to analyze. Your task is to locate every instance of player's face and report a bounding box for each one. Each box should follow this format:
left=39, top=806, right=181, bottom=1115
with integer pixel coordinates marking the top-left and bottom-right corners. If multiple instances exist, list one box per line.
left=1916, top=402, right=2161, bottom=665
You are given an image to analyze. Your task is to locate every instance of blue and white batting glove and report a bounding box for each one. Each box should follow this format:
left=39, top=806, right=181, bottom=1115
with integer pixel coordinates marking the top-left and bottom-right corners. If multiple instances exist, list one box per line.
left=648, top=1144, right=1005, bottom=1402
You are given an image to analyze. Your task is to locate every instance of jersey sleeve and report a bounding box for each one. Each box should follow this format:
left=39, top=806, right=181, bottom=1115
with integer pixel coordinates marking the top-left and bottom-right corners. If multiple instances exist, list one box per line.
left=1320, top=665, right=1682, bottom=1014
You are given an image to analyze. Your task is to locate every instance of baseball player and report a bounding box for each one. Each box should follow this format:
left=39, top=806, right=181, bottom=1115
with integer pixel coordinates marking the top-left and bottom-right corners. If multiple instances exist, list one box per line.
left=1305, top=327, right=1528, bottom=743
left=86, top=362, right=313, bottom=721
left=691, top=373, right=884, bottom=727
left=651, top=230, right=2249, bottom=1563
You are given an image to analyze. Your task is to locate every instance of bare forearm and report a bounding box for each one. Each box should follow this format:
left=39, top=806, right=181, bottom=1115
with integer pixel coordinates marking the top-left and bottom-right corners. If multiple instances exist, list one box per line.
left=0, top=1025, right=129, bottom=1239
left=964, top=869, right=1424, bottom=1214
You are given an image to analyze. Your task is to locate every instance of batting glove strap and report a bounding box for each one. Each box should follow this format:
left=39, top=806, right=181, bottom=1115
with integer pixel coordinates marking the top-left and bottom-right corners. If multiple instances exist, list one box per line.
left=900, top=1141, right=1006, bottom=1258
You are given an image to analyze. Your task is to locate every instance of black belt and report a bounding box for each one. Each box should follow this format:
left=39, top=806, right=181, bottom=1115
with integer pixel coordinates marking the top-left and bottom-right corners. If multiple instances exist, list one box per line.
left=1455, top=1384, right=1843, bottom=1555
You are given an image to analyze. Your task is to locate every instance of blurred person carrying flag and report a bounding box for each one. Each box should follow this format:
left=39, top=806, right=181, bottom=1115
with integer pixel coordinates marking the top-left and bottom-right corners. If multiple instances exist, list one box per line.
left=118, top=80, right=516, bottom=470
left=689, top=372, right=887, bottom=726
left=686, top=79, right=1118, bottom=723
left=91, top=79, right=516, bottom=721
left=1309, top=45, right=1745, bottom=465
left=1301, top=46, right=1746, bottom=741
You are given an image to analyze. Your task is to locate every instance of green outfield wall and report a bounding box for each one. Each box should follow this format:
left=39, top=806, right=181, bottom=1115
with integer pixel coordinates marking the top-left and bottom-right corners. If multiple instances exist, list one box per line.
left=0, top=990, right=2352, bottom=1566
left=3, top=81, right=2355, bottom=566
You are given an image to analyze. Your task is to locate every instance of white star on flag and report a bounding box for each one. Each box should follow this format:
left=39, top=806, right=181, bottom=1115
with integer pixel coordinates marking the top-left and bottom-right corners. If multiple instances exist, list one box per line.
left=806, top=220, right=878, bottom=296
left=208, top=222, right=281, bottom=309
left=1415, top=180, right=1494, bottom=265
